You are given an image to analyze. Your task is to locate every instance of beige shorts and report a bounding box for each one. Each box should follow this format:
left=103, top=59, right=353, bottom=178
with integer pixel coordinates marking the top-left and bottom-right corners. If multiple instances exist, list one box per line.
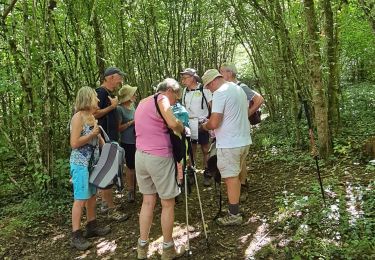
left=217, top=145, right=250, bottom=179
left=135, top=150, right=180, bottom=200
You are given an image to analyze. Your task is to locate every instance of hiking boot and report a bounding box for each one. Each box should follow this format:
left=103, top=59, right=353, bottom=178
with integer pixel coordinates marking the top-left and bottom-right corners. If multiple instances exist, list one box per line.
left=137, top=239, right=149, bottom=259
left=108, top=208, right=129, bottom=222
left=128, top=191, right=135, bottom=203
left=84, top=219, right=111, bottom=238
left=161, top=244, right=186, bottom=260
left=71, top=230, right=91, bottom=251
left=217, top=213, right=243, bottom=226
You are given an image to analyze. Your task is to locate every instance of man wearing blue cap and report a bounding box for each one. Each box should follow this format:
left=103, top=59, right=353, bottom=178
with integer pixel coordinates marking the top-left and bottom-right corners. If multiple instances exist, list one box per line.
left=94, top=66, right=128, bottom=222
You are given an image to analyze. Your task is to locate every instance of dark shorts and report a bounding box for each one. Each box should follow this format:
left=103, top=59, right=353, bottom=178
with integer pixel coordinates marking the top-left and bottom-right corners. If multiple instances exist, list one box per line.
left=121, top=143, right=136, bottom=169
left=191, top=130, right=210, bottom=145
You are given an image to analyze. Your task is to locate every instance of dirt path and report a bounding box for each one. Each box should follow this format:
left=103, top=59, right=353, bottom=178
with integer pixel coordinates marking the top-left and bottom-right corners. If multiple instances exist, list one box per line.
left=2, top=146, right=370, bottom=260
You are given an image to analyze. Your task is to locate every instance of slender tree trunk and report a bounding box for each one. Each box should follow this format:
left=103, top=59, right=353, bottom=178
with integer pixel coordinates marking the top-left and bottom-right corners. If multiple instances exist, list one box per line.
left=323, top=0, right=340, bottom=135
left=303, top=0, right=332, bottom=158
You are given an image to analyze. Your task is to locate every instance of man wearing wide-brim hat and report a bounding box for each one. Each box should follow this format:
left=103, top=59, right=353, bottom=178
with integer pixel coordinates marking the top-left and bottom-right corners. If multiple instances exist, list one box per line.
left=117, top=84, right=138, bottom=203
left=200, top=69, right=251, bottom=226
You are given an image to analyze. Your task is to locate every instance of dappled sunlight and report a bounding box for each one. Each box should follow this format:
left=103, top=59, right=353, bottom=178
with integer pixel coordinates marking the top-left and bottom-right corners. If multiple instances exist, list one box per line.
left=52, top=233, right=65, bottom=241
left=244, top=221, right=273, bottom=259
left=96, top=238, right=117, bottom=256
left=146, top=225, right=200, bottom=258
left=75, top=251, right=90, bottom=259
left=345, top=182, right=364, bottom=226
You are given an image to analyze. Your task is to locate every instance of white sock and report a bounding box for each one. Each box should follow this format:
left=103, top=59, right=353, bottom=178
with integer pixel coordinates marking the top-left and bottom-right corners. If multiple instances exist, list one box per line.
left=138, top=238, right=148, bottom=246
left=163, top=241, right=174, bottom=248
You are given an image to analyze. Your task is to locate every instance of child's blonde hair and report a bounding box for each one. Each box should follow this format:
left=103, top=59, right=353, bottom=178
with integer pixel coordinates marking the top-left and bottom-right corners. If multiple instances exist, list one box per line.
left=75, top=87, right=97, bottom=111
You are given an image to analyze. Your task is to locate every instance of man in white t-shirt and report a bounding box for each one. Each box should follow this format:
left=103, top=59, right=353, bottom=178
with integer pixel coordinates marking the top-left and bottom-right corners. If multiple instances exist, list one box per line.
left=180, top=68, right=213, bottom=186
left=201, top=69, right=251, bottom=226
left=220, top=63, right=264, bottom=201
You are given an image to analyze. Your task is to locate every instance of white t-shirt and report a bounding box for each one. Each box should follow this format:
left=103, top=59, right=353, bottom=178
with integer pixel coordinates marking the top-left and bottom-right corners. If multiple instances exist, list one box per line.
left=182, top=84, right=212, bottom=119
left=212, top=82, right=251, bottom=148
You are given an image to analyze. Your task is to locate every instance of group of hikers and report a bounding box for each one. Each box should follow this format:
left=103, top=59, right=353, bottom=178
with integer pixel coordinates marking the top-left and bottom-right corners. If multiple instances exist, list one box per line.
left=69, top=63, right=264, bottom=259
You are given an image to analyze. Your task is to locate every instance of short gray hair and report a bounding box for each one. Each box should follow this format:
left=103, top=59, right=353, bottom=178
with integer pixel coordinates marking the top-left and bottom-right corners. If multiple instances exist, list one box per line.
left=220, top=62, right=238, bottom=77
left=156, top=78, right=180, bottom=92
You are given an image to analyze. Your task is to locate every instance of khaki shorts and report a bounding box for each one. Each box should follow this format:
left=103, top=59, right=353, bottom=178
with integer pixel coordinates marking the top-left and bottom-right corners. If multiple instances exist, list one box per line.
left=135, top=150, right=180, bottom=200
left=217, top=145, right=250, bottom=179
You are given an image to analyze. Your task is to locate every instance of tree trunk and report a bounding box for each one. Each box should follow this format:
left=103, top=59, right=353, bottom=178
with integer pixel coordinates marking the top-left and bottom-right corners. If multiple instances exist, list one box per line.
left=303, top=0, right=332, bottom=158
left=323, top=0, right=340, bottom=134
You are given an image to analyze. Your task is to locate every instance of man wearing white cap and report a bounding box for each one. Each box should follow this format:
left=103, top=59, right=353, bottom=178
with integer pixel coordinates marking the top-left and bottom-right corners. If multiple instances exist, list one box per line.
left=200, top=69, right=251, bottom=226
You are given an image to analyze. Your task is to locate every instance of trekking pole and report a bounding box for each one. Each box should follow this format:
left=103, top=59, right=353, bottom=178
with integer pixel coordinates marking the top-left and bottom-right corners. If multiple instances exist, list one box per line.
left=193, top=168, right=209, bottom=247
left=184, top=166, right=192, bottom=256
left=303, top=100, right=326, bottom=205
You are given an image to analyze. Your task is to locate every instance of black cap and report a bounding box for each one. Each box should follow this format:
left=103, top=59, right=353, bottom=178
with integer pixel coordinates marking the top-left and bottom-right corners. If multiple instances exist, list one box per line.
left=104, top=67, right=126, bottom=77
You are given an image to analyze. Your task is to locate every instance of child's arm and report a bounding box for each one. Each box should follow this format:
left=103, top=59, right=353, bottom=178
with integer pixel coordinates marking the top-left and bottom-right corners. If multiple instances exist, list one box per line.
left=70, top=113, right=100, bottom=149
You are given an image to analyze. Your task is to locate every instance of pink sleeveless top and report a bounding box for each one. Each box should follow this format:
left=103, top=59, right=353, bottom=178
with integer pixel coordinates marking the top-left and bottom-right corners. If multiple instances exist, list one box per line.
left=135, top=94, right=172, bottom=157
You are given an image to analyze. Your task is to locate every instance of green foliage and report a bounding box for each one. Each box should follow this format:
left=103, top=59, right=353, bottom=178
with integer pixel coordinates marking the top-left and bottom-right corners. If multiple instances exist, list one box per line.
left=339, top=2, right=375, bottom=82
left=334, top=83, right=375, bottom=160
left=0, top=191, right=71, bottom=239
left=257, top=181, right=375, bottom=259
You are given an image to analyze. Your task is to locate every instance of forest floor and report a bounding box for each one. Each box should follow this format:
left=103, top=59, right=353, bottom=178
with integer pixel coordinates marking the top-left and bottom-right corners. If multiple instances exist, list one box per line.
left=1, top=142, right=373, bottom=259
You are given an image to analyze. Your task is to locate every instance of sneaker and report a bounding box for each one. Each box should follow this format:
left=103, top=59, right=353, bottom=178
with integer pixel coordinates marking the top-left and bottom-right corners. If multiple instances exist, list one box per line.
left=84, top=220, right=111, bottom=238
left=71, top=230, right=92, bottom=251
left=108, top=208, right=129, bottom=222
left=217, top=213, right=243, bottom=226
left=128, top=191, right=135, bottom=203
left=137, top=239, right=149, bottom=259
left=161, top=244, right=186, bottom=260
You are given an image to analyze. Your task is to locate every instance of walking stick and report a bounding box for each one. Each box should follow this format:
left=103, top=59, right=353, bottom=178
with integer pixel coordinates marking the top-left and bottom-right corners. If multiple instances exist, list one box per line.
left=192, top=168, right=209, bottom=248
left=303, top=100, right=326, bottom=204
left=183, top=164, right=192, bottom=256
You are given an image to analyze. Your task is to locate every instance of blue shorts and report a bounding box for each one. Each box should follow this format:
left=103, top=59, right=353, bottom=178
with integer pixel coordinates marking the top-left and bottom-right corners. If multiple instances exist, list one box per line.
left=70, top=164, right=96, bottom=200
left=191, top=130, right=210, bottom=145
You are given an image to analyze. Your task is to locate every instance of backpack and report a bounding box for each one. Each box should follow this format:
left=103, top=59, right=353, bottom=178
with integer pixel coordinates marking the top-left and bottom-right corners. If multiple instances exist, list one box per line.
left=89, top=126, right=125, bottom=191
left=182, top=84, right=211, bottom=118
left=238, top=81, right=261, bottom=125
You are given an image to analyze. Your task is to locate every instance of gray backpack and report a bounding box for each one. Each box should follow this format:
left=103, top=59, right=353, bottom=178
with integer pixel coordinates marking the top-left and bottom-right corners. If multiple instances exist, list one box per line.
left=89, top=126, right=125, bottom=191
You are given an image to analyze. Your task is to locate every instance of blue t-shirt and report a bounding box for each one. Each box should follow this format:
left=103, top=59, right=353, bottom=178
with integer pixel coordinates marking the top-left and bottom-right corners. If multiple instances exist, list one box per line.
left=117, top=104, right=136, bottom=144
left=172, top=102, right=190, bottom=128
left=96, top=87, right=118, bottom=141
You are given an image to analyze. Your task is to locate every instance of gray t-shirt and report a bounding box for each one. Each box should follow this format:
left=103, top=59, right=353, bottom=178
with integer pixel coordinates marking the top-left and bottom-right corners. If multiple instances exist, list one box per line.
left=117, top=105, right=136, bottom=144
left=237, top=81, right=256, bottom=103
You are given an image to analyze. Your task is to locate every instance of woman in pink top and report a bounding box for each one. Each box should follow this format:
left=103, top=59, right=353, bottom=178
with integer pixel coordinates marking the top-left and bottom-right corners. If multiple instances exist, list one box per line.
left=134, top=78, right=186, bottom=259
